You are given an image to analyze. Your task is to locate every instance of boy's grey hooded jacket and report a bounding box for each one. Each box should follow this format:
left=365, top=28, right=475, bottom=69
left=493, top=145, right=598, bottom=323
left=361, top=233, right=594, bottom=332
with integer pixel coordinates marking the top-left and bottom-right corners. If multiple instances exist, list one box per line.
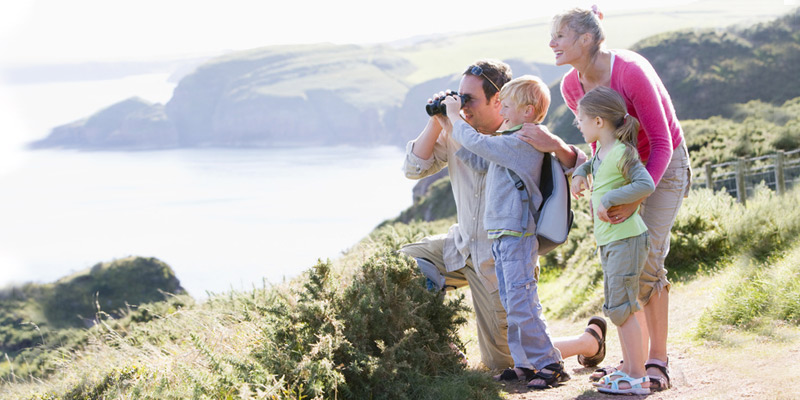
left=452, top=120, right=544, bottom=234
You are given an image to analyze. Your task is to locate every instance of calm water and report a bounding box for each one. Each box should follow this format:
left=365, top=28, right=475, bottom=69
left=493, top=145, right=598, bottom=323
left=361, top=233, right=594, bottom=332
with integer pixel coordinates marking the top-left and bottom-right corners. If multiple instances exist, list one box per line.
left=0, top=146, right=416, bottom=298
left=0, top=68, right=419, bottom=298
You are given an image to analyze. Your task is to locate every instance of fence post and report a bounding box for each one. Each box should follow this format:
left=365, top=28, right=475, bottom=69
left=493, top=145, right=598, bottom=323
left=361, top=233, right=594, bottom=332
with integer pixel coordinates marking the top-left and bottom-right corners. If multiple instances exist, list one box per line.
left=705, top=163, right=714, bottom=190
left=736, top=158, right=747, bottom=205
left=775, top=150, right=785, bottom=196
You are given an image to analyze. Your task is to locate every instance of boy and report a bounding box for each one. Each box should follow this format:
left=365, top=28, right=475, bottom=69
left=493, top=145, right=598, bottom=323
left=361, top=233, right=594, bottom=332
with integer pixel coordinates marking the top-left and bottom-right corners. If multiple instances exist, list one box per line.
left=440, top=75, right=567, bottom=389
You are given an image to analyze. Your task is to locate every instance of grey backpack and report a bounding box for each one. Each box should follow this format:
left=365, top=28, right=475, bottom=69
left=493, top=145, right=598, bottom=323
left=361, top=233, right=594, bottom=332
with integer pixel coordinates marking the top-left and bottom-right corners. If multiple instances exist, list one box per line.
left=507, top=152, right=573, bottom=254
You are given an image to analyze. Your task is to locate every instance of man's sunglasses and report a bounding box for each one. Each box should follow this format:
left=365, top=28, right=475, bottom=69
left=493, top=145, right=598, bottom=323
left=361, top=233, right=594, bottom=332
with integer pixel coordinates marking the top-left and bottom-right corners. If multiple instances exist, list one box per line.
left=468, top=65, right=501, bottom=93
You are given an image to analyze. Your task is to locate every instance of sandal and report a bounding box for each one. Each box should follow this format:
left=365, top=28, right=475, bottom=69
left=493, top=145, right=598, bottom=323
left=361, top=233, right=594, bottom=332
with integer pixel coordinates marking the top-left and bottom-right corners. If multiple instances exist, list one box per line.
left=592, top=369, right=622, bottom=387
left=527, top=362, right=570, bottom=389
left=589, top=361, right=621, bottom=382
left=646, top=358, right=671, bottom=391
left=596, top=371, right=650, bottom=395
left=494, top=367, right=535, bottom=382
left=577, top=316, right=606, bottom=368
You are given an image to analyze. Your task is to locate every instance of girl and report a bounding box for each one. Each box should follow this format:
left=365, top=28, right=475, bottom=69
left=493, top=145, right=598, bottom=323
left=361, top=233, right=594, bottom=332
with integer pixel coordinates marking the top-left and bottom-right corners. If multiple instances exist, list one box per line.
left=571, top=86, right=655, bottom=395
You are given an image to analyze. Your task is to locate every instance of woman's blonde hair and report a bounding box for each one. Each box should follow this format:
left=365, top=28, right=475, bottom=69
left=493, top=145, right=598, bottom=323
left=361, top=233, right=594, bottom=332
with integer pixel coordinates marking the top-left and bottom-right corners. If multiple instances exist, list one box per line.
left=552, top=6, right=605, bottom=58
left=498, top=75, right=551, bottom=124
left=578, top=86, right=640, bottom=180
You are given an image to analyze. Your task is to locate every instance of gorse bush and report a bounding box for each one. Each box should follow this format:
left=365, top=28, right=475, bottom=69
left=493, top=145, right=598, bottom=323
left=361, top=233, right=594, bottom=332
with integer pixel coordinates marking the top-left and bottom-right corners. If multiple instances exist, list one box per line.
left=3, top=221, right=500, bottom=400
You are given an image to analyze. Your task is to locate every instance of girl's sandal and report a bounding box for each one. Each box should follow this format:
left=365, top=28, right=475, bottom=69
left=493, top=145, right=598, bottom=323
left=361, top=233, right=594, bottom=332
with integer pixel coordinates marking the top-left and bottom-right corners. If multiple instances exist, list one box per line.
left=596, top=371, right=651, bottom=395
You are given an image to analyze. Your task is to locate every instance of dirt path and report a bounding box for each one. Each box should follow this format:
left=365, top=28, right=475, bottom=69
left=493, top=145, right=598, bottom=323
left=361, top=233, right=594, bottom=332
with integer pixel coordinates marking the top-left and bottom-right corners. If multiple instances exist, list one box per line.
left=473, top=274, right=800, bottom=399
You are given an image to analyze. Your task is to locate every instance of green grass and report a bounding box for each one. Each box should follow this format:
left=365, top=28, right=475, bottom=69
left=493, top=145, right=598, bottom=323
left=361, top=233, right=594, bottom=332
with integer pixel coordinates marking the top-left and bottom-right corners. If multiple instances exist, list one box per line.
left=695, top=243, right=800, bottom=342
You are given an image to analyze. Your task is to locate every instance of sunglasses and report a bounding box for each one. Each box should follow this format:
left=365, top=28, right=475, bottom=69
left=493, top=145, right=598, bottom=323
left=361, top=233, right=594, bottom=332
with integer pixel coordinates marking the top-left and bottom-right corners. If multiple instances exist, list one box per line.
left=468, top=65, right=501, bottom=93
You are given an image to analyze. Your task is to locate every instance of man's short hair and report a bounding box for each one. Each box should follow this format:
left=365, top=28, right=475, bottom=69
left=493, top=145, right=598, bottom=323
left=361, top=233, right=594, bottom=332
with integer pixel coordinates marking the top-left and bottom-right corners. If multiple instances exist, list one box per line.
left=499, top=75, right=551, bottom=124
left=463, top=59, right=512, bottom=102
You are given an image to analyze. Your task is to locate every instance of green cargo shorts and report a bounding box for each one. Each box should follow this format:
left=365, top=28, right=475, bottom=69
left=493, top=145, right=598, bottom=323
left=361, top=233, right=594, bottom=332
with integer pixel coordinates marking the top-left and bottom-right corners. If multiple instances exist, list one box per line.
left=599, top=232, right=650, bottom=327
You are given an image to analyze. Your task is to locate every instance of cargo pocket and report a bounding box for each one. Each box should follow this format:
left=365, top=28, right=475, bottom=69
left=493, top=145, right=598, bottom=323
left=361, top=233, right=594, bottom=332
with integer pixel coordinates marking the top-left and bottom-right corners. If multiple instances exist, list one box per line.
left=604, top=274, right=641, bottom=327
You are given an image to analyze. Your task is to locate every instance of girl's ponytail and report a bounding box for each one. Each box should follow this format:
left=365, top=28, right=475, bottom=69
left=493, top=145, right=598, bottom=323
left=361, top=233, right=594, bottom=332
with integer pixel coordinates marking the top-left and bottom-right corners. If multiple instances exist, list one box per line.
left=616, top=112, right=640, bottom=180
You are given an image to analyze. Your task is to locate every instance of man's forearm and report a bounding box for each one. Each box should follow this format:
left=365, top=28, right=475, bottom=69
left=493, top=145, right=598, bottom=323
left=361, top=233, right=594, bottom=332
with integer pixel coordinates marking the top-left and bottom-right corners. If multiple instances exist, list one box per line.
left=411, top=118, right=443, bottom=160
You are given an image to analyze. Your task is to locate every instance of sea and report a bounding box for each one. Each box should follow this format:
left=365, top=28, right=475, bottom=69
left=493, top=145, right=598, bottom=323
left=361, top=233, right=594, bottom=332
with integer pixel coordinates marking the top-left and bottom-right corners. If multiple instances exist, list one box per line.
left=0, top=71, right=418, bottom=299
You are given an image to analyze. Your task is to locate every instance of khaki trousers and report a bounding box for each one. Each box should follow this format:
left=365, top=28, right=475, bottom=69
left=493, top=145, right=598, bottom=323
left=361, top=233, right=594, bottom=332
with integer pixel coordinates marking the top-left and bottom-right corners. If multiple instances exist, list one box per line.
left=400, top=234, right=514, bottom=369
left=639, top=140, right=692, bottom=304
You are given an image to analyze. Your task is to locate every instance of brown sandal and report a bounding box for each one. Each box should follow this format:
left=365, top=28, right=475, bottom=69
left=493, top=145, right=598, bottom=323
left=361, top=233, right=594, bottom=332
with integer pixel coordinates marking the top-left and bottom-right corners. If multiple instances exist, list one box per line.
left=494, top=367, right=535, bottom=382
left=577, top=316, right=606, bottom=368
left=646, top=358, right=671, bottom=391
left=589, top=361, right=621, bottom=382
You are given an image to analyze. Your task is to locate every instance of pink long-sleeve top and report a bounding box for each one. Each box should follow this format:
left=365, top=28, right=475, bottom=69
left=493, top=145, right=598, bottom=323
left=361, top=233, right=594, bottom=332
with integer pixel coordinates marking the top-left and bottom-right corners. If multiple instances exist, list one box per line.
left=561, top=49, right=684, bottom=185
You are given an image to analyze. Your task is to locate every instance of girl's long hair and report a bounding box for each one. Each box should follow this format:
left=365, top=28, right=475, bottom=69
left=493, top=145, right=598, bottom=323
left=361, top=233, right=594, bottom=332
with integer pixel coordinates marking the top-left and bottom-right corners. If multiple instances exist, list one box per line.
left=578, top=86, right=640, bottom=180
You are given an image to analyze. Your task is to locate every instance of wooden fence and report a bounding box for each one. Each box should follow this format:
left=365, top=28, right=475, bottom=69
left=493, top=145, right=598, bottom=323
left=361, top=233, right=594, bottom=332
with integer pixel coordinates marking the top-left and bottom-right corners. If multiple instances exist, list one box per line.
left=694, top=149, right=800, bottom=204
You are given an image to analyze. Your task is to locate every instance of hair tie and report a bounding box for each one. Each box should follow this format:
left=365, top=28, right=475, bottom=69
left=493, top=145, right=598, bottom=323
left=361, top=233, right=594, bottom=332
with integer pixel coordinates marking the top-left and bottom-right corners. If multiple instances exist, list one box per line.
left=591, top=4, right=600, bottom=16
left=623, top=113, right=630, bottom=122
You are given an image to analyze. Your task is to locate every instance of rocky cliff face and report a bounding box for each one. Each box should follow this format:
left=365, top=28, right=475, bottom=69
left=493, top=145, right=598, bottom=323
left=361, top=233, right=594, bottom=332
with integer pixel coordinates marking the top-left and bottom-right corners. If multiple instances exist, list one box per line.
left=163, top=44, right=411, bottom=148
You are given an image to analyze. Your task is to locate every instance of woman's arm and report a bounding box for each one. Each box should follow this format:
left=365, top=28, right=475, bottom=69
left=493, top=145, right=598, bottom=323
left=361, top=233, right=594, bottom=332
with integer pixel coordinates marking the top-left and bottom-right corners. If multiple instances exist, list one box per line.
left=622, top=58, right=675, bottom=185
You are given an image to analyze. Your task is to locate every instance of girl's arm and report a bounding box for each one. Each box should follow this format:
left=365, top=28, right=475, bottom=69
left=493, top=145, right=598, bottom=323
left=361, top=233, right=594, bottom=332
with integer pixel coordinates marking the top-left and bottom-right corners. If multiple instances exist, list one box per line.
left=599, top=161, right=655, bottom=210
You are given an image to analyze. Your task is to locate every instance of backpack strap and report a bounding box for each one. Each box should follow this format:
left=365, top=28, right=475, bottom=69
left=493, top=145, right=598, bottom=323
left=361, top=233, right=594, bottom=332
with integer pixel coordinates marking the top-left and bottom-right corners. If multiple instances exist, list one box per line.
left=506, top=169, right=530, bottom=234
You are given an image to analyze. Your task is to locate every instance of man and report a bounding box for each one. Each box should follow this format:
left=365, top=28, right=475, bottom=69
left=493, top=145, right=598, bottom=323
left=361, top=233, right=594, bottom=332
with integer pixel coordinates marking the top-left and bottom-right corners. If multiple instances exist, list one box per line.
left=400, top=59, right=605, bottom=372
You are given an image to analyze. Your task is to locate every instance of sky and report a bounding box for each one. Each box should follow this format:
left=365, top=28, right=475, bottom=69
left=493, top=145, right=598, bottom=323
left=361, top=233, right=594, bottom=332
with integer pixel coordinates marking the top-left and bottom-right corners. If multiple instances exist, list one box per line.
left=0, top=0, right=703, bottom=174
left=0, top=0, right=700, bottom=65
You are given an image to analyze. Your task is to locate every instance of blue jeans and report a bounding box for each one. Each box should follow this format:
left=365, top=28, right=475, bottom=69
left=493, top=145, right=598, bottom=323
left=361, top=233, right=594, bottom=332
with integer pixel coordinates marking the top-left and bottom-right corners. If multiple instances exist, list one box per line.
left=492, top=234, right=562, bottom=370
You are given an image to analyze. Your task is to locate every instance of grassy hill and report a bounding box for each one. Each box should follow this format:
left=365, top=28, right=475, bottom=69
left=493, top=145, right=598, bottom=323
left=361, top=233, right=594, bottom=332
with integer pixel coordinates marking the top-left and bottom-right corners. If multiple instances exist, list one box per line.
left=0, top=257, right=185, bottom=382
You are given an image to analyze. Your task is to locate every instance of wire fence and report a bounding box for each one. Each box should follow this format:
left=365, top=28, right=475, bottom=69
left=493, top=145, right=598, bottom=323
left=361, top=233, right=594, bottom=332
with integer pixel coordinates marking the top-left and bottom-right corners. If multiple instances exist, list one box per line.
left=693, top=149, right=800, bottom=204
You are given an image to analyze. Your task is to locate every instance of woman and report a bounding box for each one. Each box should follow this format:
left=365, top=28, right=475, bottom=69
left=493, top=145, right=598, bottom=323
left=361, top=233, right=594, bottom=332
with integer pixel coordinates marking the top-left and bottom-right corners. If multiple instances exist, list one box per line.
left=519, top=5, right=691, bottom=392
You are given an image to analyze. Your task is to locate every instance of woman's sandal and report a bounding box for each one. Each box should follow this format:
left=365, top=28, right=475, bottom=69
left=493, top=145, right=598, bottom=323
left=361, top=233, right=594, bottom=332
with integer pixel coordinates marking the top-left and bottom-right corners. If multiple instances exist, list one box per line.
left=494, top=367, right=535, bottom=382
left=526, top=362, right=570, bottom=389
left=645, top=358, right=671, bottom=391
left=577, top=316, right=606, bottom=368
left=596, top=371, right=651, bottom=395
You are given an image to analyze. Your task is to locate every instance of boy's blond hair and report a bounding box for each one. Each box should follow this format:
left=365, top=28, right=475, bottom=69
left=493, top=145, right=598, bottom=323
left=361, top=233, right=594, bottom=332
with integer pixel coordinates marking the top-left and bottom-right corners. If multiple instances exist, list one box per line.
left=498, top=75, right=551, bottom=124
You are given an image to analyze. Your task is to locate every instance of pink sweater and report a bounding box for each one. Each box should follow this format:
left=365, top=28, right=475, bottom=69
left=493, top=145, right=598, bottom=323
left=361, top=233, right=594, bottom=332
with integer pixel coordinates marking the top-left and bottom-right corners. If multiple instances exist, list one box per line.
left=561, top=49, right=684, bottom=185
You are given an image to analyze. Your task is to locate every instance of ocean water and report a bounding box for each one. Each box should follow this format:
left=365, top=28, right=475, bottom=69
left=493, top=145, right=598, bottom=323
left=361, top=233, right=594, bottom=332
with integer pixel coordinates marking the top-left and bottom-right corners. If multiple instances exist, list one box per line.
left=0, top=71, right=418, bottom=298
left=0, top=146, right=417, bottom=298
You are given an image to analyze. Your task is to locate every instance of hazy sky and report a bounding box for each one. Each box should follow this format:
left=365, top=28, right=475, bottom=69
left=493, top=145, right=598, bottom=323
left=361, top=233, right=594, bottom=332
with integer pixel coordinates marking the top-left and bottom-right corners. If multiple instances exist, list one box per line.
left=0, top=0, right=699, bottom=65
